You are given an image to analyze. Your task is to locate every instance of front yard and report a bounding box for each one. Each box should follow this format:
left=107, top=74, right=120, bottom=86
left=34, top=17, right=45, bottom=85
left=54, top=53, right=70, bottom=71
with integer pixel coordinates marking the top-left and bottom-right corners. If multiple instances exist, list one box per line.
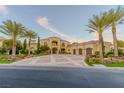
left=0, top=54, right=10, bottom=59
left=0, top=54, right=15, bottom=64
left=86, top=60, right=124, bottom=67
left=104, top=62, right=124, bottom=67
left=0, top=54, right=48, bottom=64
left=0, top=60, right=15, bottom=64
left=84, top=55, right=124, bottom=67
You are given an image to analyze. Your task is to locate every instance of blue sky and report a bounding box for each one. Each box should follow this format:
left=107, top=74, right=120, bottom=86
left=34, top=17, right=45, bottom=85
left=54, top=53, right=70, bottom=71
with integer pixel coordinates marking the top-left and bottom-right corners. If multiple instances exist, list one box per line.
left=0, top=5, right=124, bottom=43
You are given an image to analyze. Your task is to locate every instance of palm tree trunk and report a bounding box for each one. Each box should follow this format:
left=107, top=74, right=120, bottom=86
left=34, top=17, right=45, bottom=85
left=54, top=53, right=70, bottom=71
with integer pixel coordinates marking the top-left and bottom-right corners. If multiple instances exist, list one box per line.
left=112, top=23, right=118, bottom=57
left=11, top=35, right=16, bottom=59
left=98, top=32, right=104, bottom=62
left=102, top=39, right=105, bottom=57
left=28, top=38, right=31, bottom=56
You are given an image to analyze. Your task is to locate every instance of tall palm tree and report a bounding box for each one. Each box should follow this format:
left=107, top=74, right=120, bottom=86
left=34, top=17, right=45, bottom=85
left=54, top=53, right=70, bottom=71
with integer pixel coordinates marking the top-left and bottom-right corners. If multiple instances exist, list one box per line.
left=86, top=13, right=109, bottom=62
left=22, top=30, right=37, bottom=55
left=0, top=20, right=25, bottom=59
left=107, top=6, right=124, bottom=57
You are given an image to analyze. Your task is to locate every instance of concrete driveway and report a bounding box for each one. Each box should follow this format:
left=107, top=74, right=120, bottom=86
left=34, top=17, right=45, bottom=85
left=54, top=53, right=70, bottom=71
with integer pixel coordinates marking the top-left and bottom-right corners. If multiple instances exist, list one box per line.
left=12, top=55, right=88, bottom=67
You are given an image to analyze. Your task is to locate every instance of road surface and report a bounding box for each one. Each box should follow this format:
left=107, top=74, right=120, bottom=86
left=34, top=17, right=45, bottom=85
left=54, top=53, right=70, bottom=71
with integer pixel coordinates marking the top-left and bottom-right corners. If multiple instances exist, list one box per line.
left=0, top=66, right=123, bottom=88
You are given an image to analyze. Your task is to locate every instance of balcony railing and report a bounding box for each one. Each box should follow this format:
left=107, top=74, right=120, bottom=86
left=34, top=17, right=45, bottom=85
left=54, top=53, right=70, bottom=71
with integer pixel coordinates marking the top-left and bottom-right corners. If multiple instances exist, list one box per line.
left=52, top=43, right=58, bottom=46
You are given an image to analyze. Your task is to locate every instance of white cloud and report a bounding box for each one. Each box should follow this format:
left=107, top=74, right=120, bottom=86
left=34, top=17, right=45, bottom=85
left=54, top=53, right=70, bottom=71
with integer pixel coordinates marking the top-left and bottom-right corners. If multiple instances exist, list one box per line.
left=0, top=5, right=8, bottom=15
left=37, top=16, right=84, bottom=42
left=37, top=17, right=122, bottom=43
left=37, top=17, right=48, bottom=27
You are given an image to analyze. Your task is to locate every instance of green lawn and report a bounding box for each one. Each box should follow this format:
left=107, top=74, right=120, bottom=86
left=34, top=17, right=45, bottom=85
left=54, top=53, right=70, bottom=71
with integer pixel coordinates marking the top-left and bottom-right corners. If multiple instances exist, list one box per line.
left=85, top=59, right=124, bottom=67
left=0, top=54, right=10, bottom=59
left=104, top=62, right=124, bottom=67
left=85, top=61, right=94, bottom=66
left=0, top=60, right=15, bottom=64
left=0, top=54, right=15, bottom=64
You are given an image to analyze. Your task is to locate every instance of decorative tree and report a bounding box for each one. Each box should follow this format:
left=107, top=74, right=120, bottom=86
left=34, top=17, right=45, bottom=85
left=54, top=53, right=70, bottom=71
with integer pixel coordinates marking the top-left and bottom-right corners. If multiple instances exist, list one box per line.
left=0, top=20, right=25, bottom=59
left=37, top=37, right=40, bottom=54
left=23, top=39, right=27, bottom=50
left=86, top=13, right=109, bottom=62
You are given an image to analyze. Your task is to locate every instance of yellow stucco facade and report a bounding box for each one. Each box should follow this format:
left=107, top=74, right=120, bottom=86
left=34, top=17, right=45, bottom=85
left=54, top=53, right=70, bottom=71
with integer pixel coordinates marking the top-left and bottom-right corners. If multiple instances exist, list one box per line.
left=0, top=36, right=112, bottom=55
left=30, top=37, right=112, bottom=55
left=40, top=37, right=70, bottom=54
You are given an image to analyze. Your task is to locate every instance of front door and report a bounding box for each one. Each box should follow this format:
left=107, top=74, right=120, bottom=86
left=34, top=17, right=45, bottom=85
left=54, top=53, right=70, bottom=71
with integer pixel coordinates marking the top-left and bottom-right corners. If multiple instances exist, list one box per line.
left=52, top=48, right=58, bottom=54
left=73, top=49, right=76, bottom=55
left=61, top=48, right=65, bottom=54
left=79, top=48, right=82, bottom=55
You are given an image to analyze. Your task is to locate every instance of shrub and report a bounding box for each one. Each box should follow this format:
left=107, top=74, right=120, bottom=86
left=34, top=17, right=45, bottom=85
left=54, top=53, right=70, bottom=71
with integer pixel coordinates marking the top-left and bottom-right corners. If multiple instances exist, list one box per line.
left=20, top=49, right=28, bottom=54
left=91, top=55, right=96, bottom=58
left=84, top=55, right=103, bottom=65
left=0, top=54, right=10, bottom=59
left=17, top=54, right=27, bottom=59
left=93, top=51, right=100, bottom=58
left=84, top=55, right=93, bottom=66
left=108, top=54, right=114, bottom=60
left=118, top=49, right=124, bottom=56
left=34, top=45, right=50, bottom=55
left=84, top=55, right=90, bottom=62
left=89, top=58, right=102, bottom=64
left=105, top=51, right=114, bottom=60
left=106, top=51, right=114, bottom=57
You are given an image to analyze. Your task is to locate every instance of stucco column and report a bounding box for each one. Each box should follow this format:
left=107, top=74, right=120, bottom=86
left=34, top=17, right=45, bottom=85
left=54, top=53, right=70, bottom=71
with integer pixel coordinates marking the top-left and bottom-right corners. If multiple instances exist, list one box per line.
left=51, top=49, right=53, bottom=54
left=57, top=49, right=59, bottom=55
left=83, top=49, right=86, bottom=56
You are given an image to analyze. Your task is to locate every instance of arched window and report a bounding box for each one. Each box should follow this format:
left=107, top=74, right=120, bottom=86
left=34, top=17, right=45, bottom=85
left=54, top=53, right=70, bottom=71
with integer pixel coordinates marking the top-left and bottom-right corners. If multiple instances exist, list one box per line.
left=52, top=48, right=58, bottom=54
left=86, top=48, right=92, bottom=55
left=61, top=48, right=65, bottom=53
left=79, top=48, right=82, bottom=55
left=52, top=41, right=58, bottom=46
left=73, top=49, right=76, bottom=55
left=61, top=42, right=65, bottom=46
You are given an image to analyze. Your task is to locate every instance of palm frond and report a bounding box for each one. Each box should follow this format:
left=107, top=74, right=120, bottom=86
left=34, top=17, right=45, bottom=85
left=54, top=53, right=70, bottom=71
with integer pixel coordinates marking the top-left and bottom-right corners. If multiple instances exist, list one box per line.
left=0, top=20, right=26, bottom=37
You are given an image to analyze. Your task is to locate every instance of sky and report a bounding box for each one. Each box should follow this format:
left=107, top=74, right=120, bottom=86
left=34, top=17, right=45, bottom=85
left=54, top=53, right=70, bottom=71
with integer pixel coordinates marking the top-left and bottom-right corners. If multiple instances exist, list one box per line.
left=0, top=5, right=124, bottom=43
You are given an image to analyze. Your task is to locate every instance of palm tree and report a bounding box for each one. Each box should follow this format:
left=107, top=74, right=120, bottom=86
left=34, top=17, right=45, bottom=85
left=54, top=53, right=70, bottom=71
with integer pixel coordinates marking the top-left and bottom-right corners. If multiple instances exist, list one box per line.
left=107, top=6, right=124, bottom=57
left=0, top=20, right=25, bottom=59
left=86, top=13, right=109, bottom=62
left=22, top=30, right=37, bottom=55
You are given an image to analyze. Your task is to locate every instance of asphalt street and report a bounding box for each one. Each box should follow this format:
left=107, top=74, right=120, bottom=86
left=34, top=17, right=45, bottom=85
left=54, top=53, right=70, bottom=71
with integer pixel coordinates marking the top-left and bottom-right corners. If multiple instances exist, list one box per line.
left=0, top=66, right=123, bottom=88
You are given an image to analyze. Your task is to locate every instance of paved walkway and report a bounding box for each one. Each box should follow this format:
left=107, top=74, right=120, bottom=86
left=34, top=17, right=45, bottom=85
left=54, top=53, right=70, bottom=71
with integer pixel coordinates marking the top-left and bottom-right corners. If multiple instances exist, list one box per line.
left=12, top=55, right=88, bottom=67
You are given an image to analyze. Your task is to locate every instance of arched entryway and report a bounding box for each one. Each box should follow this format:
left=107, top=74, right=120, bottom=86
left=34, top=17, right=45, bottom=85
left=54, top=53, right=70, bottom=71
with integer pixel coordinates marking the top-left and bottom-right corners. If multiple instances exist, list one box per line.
left=52, top=48, right=58, bottom=54
left=79, top=48, right=82, bottom=55
left=73, top=49, right=76, bottom=55
left=86, top=48, right=92, bottom=55
left=61, top=48, right=65, bottom=54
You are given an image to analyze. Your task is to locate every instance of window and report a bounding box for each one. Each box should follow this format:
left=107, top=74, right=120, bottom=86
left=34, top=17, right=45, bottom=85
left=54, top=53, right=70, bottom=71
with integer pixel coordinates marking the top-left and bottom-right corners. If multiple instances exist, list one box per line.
left=61, top=42, right=65, bottom=46
left=86, top=48, right=92, bottom=55
left=73, top=49, right=76, bottom=55
left=79, top=48, right=82, bottom=55
left=52, top=41, right=58, bottom=46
